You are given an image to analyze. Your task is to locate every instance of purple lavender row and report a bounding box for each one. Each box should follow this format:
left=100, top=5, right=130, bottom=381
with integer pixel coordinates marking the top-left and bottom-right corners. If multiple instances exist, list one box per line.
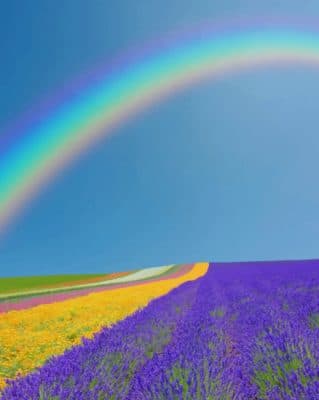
left=1, top=278, right=202, bottom=400
left=127, top=264, right=244, bottom=399
left=128, top=260, right=319, bottom=399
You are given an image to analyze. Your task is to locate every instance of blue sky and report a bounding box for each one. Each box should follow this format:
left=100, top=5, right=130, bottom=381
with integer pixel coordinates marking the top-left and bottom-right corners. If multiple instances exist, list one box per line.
left=1, top=1, right=319, bottom=277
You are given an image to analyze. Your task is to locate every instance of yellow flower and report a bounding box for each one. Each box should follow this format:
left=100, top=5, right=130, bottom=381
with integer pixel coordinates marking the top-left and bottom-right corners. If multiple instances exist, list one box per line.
left=0, top=263, right=208, bottom=391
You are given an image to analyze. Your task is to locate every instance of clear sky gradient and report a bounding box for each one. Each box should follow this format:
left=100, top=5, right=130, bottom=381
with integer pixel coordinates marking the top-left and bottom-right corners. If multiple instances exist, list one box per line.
left=1, top=1, right=319, bottom=276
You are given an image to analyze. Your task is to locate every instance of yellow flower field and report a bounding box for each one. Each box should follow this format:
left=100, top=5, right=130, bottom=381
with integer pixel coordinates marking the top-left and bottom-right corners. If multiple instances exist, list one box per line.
left=0, top=262, right=208, bottom=390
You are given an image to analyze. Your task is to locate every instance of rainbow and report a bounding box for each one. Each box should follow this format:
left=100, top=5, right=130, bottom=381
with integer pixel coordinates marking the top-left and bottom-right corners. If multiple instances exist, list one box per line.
left=2, top=19, right=319, bottom=232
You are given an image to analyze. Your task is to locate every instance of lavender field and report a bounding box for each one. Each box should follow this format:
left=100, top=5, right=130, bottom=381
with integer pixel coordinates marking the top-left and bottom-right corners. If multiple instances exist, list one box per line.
left=2, top=260, right=319, bottom=399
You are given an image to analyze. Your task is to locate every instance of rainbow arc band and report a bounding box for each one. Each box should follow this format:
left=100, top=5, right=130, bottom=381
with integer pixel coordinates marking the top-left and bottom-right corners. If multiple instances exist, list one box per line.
left=2, top=26, right=319, bottom=231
